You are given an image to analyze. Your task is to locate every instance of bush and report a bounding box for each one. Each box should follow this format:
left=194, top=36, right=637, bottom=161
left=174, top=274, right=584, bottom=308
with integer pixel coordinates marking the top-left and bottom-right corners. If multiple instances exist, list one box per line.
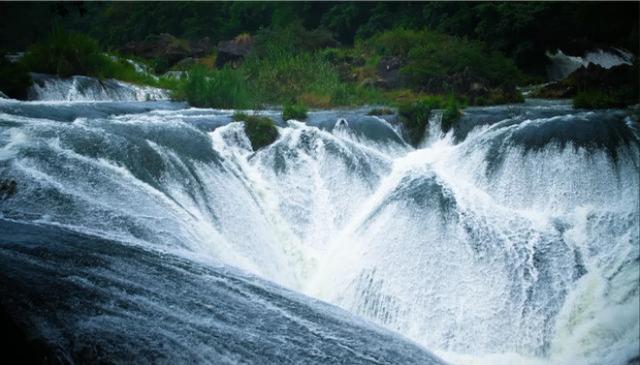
left=232, top=112, right=279, bottom=150
left=398, top=95, right=463, bottom=145
left=23, top=27, right=110, bottom=78
left=20, top=28, right=170, bottom=90
left=282, top=103, right=308, bottom=120
left=573, top=90, right=625, bottom=109
left=177, top=66, right=252, bottom=108
left=0, top=54, right=32, bottom=99
left=398, top=98, right=435, bottom=146
left=363, top=28, right=525, bottom=88
left=441, top=98, right=463, bottom=132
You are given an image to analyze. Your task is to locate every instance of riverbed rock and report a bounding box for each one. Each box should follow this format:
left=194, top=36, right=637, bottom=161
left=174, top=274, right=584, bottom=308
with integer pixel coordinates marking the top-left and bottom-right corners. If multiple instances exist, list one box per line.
left=215, top=34, right=253, bottom=69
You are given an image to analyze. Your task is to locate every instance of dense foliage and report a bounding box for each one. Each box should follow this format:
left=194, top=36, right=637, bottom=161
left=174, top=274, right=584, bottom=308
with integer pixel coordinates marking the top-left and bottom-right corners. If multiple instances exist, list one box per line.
left=22, top=27, right=109, bottom=77
left=0, top=2, right=636, bottom=109
left=20, top=28, right=174, bottom=90
left=1, top=2, right=637, bottom=75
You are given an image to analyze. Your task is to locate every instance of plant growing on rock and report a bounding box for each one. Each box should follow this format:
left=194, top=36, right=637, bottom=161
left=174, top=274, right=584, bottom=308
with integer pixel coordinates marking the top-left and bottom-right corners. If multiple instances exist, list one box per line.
left=282, top=103, right=308, bottom=120
left=232, top=112, right=279, bottom=150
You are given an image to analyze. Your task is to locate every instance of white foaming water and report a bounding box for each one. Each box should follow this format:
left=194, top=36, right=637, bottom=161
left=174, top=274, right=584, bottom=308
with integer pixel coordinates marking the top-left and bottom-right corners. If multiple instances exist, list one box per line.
left=28, top=73, right=169, bottom=101
left=0, top=99, right=637, bottom=365
left=546, top=48, right=635, bottom=81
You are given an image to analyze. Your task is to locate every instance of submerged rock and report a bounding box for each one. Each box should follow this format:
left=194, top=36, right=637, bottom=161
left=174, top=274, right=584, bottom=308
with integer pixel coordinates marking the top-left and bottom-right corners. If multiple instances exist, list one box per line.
left=0, top=180, right=17, bottom=200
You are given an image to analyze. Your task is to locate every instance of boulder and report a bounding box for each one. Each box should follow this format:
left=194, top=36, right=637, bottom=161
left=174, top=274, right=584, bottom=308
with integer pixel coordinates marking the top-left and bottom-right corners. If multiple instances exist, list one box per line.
left=376, top=56, right=407, bottom=89
left=215, top=34, right=253, bottom=69
left=121, top=33, right=212, bottom=67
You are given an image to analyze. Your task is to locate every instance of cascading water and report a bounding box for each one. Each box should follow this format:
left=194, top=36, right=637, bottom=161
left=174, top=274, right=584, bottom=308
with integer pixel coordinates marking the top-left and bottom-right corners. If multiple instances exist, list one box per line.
left=0, top=90, right=638, bottom=364
left=28, top=72, right=169, bottom=101
left=545, top=48, right=635, bottom=81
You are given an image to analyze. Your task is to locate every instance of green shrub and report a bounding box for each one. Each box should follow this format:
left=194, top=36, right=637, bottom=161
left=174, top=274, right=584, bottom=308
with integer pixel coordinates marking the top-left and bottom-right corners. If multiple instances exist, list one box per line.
left=441, top=98, right=463, bottom=132
left=398, top=95, right=463, bottom=145
left=573, top=90, right=624, bottom=109
left=398, top=98, right=435, bottom=146
left=233, top=112, right=279, bottom=150
left=0, top=55, right=32, bottom=99
left=20, top=28, right=169, bottom=90
left=363, top=28, right=525, bottom=88
left=23, top=27, right=111, bottom=78
left=177, top=66, right=252, bottom=108
left=282, top=103, right=308, bottom=120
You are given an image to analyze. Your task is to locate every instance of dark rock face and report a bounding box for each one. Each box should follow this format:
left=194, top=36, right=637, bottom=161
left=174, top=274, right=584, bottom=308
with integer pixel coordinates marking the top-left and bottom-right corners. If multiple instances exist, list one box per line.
left=533, top=63, right=637, bottom=99
left=215, top=34, right=253, bottom=69
left=121, top=33, right=212, bottom=67
left=418, top=67, right=521, bottom=104
left=0, top=180, right=17, bottom=200
left=376, top=56, right=407, bottom=89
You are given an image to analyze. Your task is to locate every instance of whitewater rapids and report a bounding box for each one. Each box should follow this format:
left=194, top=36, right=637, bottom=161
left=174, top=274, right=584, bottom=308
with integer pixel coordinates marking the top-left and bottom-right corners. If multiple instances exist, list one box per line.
left=0, top=93, right=638, bottom=364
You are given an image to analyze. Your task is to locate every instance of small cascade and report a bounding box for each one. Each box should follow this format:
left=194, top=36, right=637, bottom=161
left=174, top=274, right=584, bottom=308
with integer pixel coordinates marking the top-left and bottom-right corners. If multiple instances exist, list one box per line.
left=28, top=73, right=169, bottom=101
left=546, top=48, right=635, bottom=81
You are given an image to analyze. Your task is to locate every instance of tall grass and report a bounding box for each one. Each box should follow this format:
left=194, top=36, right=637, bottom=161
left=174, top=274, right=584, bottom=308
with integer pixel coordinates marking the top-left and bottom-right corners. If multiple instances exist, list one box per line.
left=176, top=66, right=252, bottom=109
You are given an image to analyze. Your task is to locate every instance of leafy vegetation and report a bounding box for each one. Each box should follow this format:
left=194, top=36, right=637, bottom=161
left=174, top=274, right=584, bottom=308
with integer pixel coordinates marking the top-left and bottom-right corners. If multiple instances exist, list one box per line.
left=359, top=28, right=526, bottom=91
left=398, top=96, right=463, bottom=146
left=282, top=103, right=308, bottom=121
left=573, top=90, right=637, bottom=109
left=1, top=3, right=636, bottom=109
left=22, top=27, right=110, bottom=78
left=232, top=112, right=279, bottom=150
left=3, top=2, right=635, bottom=77
left=442, top=102, right=463, bottom=132
left=398, top=99, right=432, bottom=147
left=176, top=66, right=252, bottom=109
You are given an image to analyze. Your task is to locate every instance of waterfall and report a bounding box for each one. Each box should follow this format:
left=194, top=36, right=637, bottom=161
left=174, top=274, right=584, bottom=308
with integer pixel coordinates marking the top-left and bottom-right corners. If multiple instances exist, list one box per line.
left=0, top=97, right=637, bottom=365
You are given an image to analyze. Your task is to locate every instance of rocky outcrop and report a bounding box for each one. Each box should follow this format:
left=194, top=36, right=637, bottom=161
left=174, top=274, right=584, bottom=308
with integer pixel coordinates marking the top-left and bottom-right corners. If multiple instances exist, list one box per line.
left=374, top=56, right=406, bottom=89
left=533, top=63, right=637, bottom=99
left=121, top=33, right=212, bottom=67
left=416, top=67, right=521, bottom=104
left=215, top=34, right=253, bottom=69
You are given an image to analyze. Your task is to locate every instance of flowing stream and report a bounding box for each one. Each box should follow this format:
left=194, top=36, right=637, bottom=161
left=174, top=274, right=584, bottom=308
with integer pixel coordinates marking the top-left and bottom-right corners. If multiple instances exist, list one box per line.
left=0, top=84, right=638, bottom=364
